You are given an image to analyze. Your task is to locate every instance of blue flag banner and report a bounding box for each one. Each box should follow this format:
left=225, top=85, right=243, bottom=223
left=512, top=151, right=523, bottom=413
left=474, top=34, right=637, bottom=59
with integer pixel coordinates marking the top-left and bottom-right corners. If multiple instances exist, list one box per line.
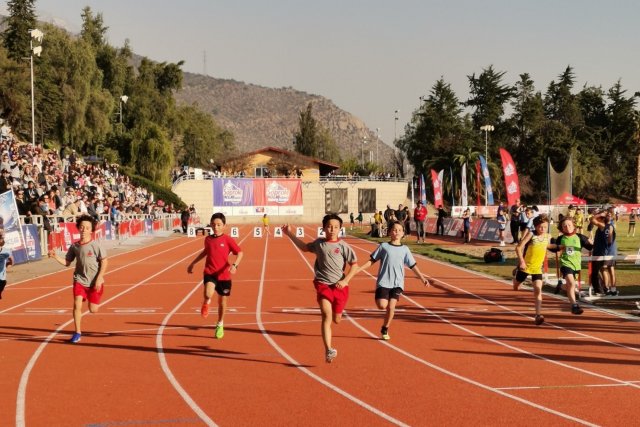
left=479, top=155, right=494, bottom=205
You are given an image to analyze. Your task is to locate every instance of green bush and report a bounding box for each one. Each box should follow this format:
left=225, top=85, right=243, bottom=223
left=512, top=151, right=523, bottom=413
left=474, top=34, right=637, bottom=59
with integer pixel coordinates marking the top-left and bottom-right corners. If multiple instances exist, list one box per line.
left=121, top=166, right=187, bottom=210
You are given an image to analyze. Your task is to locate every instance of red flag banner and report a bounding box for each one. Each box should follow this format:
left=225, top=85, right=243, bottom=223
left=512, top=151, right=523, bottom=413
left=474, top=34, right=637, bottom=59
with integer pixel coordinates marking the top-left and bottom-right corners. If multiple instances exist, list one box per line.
left=499, top=148, right=521, bottom=206
left=430, top=169, right=442, bottom=207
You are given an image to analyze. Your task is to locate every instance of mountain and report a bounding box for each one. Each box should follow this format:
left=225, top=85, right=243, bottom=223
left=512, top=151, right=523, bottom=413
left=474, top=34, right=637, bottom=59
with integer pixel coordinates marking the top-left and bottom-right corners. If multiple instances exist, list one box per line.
left=174, top=72, right=396, bottom=169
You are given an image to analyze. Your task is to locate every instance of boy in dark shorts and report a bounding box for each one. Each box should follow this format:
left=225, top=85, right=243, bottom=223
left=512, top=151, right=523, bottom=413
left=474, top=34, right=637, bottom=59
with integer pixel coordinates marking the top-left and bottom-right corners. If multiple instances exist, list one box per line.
left=282, top=214, right=357, bottom=363
left=49, top=214, right=108, bottom=343
left=187, top=212, right=243, bottom=339
left=344, top=221, right=429, bottom=340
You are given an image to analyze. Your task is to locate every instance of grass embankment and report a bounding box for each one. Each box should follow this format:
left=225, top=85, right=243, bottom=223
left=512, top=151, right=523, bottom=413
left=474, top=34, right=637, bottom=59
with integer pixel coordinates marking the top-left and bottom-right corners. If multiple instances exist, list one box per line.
left=349, top=220, right=640, bottom=313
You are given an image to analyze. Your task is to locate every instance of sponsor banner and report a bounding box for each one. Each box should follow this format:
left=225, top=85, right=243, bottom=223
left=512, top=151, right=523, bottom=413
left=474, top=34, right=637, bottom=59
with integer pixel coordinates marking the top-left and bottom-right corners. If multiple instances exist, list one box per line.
left=430, top=170, right=442, bottom=207
left=255, top=179, right=303, bottom=206
left=499, top=148, right=521, bottom=207
left=461, top=164, right=468, bottom=207
left=213, top=178, right=303, bottom=214
left=0, top=190, right=28, bottom=262
left=213, top=179, right=255, bottom=206
left=478, top=155, right=494, bottom=205
left=13, top=224, right=41, bottom=264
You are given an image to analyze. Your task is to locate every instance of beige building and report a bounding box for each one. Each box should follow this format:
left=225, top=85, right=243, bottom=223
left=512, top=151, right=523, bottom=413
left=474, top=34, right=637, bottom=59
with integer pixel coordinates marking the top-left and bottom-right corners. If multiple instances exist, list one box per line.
left=173, top=147, right=410, bottom=225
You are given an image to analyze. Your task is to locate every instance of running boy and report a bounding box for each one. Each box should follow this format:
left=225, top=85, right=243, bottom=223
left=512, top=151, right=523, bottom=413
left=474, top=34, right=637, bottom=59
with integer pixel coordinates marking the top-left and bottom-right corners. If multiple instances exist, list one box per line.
left=48, top=214, right=108, bottom=343
left=0, top=231, right=14, bottom=299
left=512, top=214, right=560, bottom=325
left=187, top=212, right=243, bottom=339
left=553, top=216, right=593, bottom=314
left=282, top=214, right=357, bottom=363
left=262, top=213, right=271, bottom=236
left=343, top=221, right=429, bottom=340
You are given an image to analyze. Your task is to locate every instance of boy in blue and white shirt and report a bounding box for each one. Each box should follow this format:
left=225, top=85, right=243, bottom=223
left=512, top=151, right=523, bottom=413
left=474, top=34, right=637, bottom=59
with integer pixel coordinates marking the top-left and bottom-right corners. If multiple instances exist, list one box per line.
left=344, top=220, right=429, bottom=340
left=0, top=231, right=14, bottom=299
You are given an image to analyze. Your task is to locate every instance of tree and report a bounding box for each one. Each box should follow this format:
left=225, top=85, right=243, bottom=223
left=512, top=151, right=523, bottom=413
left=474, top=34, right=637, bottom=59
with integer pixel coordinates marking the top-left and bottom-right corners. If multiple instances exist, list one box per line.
left=397, top=78, right=469, bottom=177
left=129, top=121, right=174, bottom=187
left=1, top=0, right=37, bottom=61
left=465, top=65, right=515, bottom=129
left=294, top=103, right=318, bottom=157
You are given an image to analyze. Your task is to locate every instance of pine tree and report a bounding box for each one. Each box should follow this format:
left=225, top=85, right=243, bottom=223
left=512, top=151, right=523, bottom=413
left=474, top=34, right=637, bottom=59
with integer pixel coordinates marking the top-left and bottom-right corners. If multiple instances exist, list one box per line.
left=2, top=0, right=37, bottom=61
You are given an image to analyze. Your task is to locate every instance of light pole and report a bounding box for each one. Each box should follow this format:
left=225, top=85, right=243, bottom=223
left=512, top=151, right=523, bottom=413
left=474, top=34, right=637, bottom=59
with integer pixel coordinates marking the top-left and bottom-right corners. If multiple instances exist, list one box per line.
left=29, top=29, right=44, bottom=147
left=119, top=95, right=129, bottom=124
left=480, top=124, right=494, bottom=205
left=394, top=110, right=399, bottom=141
left=375, top=127, right=380, bottom=166
left=361, top=136, right=368, bottom=167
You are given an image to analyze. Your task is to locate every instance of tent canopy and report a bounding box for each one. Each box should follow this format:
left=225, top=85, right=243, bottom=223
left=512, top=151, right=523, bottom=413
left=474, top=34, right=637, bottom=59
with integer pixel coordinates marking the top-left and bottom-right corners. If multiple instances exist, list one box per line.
left=552, top=191, right=586, bottom=205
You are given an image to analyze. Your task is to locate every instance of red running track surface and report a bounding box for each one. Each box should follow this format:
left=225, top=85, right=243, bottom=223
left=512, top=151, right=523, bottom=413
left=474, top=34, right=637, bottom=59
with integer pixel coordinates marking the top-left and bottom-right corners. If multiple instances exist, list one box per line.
left=1, top=227, right=639, bottom=426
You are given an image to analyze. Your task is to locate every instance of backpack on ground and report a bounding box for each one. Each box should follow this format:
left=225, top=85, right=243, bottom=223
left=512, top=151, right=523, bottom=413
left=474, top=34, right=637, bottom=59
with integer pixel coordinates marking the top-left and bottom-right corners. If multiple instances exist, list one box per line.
left=484, top=247, right=505, bottom=263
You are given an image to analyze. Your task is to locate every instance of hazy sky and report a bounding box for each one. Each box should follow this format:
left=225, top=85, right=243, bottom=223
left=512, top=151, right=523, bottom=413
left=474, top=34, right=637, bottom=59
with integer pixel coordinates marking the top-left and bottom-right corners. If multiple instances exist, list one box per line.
left=8, top=0, right=640, bottom=144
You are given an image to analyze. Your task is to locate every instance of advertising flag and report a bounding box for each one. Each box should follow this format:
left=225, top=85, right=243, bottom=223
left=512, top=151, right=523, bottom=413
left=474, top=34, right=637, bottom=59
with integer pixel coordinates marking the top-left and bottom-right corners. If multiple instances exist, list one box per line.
left=430, top=169, right=442, bottom=207
left=478, top=155, right=494, bottom=205
left=499, top=148, right=521, bottom=207
left=475, top=160, right=482, bottom=206
left=420, top=174, right=427, bottom=204
left=461, top=163, right=468, bottom=207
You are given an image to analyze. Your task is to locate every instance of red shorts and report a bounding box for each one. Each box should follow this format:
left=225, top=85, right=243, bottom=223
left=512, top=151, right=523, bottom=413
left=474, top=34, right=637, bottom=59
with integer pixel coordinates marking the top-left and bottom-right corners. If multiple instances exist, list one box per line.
left=314, top=280, right=349, bottom=314
left=73, top=282, right=104, bottom=304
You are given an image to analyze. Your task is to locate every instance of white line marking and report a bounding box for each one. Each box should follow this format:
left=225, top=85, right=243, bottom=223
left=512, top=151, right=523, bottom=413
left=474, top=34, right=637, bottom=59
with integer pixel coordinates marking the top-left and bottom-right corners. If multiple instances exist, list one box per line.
left=343, top=239, right=600, bottom=425
left=258, top=233, right=409, bottom=426
left=153, top=232, right=253, bottom=425
left=15, top=240, right=201, bottom=427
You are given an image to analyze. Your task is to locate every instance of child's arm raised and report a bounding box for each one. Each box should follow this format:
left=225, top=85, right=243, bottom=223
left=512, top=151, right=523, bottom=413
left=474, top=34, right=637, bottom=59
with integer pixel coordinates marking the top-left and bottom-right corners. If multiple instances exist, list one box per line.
left=281, top=224, right=310, bottom=252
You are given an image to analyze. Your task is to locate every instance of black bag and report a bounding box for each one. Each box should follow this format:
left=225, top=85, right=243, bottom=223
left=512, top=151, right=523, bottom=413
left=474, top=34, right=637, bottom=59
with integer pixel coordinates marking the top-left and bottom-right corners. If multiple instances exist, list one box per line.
left=483, top=247, right=504, bottom=263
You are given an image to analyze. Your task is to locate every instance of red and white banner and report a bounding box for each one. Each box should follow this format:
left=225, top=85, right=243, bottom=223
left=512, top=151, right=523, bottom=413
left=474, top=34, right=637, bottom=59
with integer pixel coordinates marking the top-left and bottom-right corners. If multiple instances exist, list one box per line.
left=430, top=169, right=443, bottom=207
left=499, top=148, right=521, bottom=207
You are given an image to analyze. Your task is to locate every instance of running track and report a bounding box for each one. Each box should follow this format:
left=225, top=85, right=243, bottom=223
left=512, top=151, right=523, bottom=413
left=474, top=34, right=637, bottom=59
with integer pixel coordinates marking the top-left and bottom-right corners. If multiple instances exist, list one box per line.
left=1, top=226, right=639, bottom=426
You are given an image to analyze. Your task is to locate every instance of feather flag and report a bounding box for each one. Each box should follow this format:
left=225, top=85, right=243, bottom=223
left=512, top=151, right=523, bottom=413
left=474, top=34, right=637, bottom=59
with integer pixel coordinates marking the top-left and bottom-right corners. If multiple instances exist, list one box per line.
left=499, top=148, right=521, bottom=206
left=478, top=155, right=494, bottom=205
left=420, top=174, right=427, bottom=204
left=461, top=163, right=468, bottom=207
left=430, top=170, right=442, bottom=207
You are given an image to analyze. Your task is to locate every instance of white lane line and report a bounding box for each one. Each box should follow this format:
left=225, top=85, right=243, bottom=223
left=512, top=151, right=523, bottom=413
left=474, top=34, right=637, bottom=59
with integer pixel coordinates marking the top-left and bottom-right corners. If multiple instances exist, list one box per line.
left=153, top=231, right=253, bottom=426
left=156, top=280, right=217, bottom=427
left=15, top=242, right=201, bottom=427
left=2, top=239, right=195, bottom=315
left=263, top=235, right=409, bottom=426
left=341, top=240, right=599, bottom=425
left=497, top=383, right=632, bottom=391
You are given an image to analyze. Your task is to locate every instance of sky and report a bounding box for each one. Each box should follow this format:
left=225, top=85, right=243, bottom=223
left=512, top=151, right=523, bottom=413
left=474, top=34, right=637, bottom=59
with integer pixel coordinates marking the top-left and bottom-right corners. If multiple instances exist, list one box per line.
left=6, top=0, right=640, bottom=145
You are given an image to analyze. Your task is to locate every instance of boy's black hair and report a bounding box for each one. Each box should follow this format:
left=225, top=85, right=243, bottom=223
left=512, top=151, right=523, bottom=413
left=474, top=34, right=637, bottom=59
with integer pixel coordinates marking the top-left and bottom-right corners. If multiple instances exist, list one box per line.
left=76, top=214, right=97, bottom=231
left=210, top=212, right=226, bottom=224
left=322, top=213, right=343, bottom=228
left=532, top=214, right=549, bottom=227
left=388, top=220, right=404, bottom=232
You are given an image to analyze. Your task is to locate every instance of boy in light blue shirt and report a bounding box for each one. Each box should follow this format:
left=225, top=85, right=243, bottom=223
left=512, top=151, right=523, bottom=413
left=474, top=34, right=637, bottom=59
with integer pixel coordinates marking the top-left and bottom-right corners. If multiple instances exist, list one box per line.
left=344, top=221, right=429, bottom=340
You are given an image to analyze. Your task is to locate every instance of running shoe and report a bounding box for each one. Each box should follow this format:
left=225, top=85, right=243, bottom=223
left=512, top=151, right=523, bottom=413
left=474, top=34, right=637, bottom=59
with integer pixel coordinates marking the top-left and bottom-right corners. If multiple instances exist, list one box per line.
left=215, top=323, right=224, bottom=339
left=381, top=326, right=390, bottom=341
left=326, top=348, right=338, bottom=363
left=534, top=315, right=545, bottom=326
left=606, top=289, right=619, bottom=296
left=554, top=280, right=563, bottom=295
left=69, top=332, right=82, bottom=343
left=571, top=304, right=584, bottom=315
left=200, top=303, right=209, bottom=318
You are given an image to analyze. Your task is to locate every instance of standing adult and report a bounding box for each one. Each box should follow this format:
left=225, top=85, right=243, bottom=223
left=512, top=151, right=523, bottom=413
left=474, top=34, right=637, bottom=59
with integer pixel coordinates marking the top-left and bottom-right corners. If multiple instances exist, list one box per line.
left=413, top=201, right=428, bottom=243
left=509, top=199, right=521, bottom=244
left=436, top=205, right=447, bottom=236
left=383, top=204, right=395, bottom=230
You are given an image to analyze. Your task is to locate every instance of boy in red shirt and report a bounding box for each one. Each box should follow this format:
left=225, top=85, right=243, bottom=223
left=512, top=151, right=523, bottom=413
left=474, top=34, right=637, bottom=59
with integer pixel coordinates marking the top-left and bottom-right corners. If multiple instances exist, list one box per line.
left=188, top=213, right=243, bottom=339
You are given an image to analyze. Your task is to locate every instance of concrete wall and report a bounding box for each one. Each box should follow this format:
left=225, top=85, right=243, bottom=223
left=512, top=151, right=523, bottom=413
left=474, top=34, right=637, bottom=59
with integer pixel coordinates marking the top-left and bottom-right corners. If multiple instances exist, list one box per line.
left=173, top=179, right=410, bottom=225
